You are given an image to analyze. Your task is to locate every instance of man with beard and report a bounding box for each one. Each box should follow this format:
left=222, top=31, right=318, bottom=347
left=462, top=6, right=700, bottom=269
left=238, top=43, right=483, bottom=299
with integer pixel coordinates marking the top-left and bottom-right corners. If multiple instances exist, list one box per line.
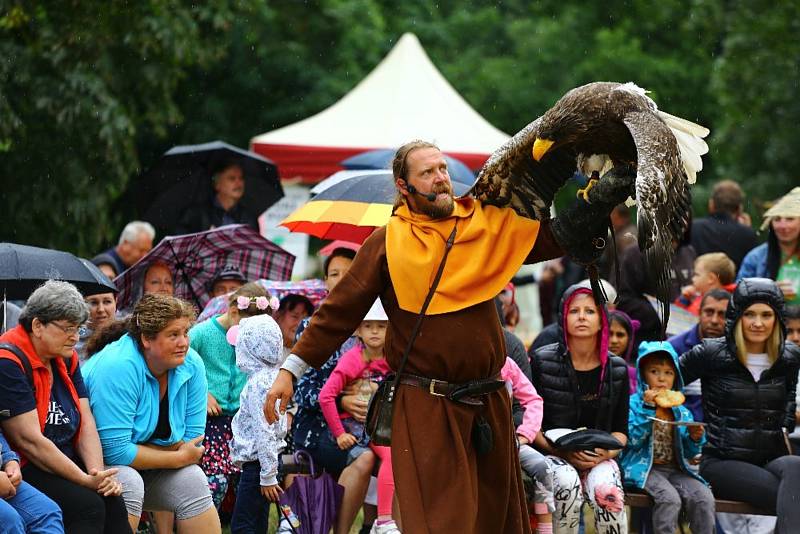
left=667, top=287, right=731, bottom=421
left=266, top=141, right=631, bottom=533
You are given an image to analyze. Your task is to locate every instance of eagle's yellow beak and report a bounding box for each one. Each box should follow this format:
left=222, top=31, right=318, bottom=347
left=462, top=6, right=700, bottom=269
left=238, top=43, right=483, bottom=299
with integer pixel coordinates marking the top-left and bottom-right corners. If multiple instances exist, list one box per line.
left=532, top=138, right=555, bottom=161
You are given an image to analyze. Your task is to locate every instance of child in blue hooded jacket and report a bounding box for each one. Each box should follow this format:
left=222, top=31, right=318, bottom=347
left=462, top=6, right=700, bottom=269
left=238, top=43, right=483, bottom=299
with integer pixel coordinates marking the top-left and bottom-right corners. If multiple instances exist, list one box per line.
left=621, top=341, right=715, bottom=534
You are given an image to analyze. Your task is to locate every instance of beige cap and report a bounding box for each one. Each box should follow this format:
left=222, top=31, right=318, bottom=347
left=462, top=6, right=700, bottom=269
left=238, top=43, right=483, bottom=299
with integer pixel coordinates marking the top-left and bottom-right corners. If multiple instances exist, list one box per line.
left=760, top=187, right=800, bottom=230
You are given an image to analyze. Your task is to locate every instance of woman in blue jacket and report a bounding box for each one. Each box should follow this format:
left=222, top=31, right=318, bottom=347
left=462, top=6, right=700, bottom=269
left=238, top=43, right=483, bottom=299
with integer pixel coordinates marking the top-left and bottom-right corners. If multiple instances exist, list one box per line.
left=82, top=294, right=220, bottom=534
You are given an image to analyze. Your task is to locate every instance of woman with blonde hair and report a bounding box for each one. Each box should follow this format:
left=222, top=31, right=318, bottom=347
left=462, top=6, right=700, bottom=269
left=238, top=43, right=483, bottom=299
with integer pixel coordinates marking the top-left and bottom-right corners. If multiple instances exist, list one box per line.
left=679, top=278, right=800, bottom=533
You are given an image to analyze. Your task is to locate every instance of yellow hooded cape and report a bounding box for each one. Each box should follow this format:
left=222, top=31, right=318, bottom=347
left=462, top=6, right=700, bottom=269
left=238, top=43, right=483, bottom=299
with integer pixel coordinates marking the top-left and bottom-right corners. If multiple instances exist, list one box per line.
left=386, top=197, right=540, bottom=315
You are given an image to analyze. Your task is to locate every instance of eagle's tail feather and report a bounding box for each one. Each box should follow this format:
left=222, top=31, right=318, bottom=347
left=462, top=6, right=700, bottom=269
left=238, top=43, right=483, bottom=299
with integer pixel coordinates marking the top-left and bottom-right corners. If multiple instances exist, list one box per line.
left=658, top=111, right=710, bottom=184
left=672, top=129, right=707, bottom=184
left=658, top=111, right=710, bottom=138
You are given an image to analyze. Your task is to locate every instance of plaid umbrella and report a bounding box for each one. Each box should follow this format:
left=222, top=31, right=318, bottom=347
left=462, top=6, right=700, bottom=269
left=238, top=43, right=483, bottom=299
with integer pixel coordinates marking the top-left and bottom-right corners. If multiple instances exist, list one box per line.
left=114, top=225, right=294, bottom=310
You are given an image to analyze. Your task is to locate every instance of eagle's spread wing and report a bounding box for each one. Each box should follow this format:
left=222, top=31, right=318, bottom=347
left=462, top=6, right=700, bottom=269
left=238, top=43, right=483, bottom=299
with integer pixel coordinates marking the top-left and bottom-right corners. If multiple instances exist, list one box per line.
left=623, top=111, right=692, bottom=330
left=470, top=117, right=576, bottom=221
left=470, top=81, right=708, bottom=336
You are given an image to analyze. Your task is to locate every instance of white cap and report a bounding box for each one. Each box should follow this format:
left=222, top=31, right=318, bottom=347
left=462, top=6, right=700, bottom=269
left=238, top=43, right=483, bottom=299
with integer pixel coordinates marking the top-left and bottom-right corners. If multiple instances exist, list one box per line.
left=363, top=299, right=388, bottom=321
left=576, top=278, right=618, bottom=303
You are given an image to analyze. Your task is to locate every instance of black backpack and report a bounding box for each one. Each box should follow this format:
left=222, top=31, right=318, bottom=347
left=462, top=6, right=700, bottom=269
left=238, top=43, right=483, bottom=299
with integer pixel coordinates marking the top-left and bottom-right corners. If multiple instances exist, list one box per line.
left=0, top=342, right=77, bottom=389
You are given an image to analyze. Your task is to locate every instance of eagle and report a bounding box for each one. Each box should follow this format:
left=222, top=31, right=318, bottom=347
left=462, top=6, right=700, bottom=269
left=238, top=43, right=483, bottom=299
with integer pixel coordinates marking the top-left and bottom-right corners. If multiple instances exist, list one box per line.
left=471, top=81, right=709, bottom=332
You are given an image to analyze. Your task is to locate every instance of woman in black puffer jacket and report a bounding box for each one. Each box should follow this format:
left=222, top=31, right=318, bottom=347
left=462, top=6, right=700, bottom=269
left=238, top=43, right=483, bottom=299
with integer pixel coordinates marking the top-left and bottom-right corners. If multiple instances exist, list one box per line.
left=679, top=277, right=800, bottom=532
left=531, top=284, right=630, bottom=534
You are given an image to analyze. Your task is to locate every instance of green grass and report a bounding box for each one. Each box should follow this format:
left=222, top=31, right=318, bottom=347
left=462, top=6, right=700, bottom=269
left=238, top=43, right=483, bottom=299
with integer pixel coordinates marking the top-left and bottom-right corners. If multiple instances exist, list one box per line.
left=221, top=507, right=364, bottom=534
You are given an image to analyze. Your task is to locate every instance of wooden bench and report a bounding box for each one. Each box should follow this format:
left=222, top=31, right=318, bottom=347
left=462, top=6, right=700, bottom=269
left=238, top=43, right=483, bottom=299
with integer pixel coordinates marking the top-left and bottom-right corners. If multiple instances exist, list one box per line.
left=626, top=489, right=772, bottom=534
left=626, top=489, right=770, bottom=515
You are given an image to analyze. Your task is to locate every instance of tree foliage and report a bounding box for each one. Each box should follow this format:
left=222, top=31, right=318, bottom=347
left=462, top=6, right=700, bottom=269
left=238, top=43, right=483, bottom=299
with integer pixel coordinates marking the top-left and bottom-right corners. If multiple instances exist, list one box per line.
left=0, top=2, right=246, bottom=253
left=1, top=0, right=797, bottom=255
left=709, top=0, right=800, bottom=214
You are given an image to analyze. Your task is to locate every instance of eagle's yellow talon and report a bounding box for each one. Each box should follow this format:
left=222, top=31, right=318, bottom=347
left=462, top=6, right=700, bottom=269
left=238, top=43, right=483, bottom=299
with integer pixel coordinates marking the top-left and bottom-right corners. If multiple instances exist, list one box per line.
left=577, top=178, right=599, bottom=202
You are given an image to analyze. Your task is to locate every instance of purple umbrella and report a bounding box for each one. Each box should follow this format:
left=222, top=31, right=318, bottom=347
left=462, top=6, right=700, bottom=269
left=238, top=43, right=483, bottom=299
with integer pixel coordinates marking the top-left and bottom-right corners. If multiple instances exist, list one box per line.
left=278, top=451, right=344, bottom=534
left=114, top=224, right=294, bottom=310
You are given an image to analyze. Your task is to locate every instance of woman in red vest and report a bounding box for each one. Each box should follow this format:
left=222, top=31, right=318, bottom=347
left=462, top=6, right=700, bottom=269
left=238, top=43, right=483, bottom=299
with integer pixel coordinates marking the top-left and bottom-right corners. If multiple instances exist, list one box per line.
left=0, top=280, right=130, bottom=533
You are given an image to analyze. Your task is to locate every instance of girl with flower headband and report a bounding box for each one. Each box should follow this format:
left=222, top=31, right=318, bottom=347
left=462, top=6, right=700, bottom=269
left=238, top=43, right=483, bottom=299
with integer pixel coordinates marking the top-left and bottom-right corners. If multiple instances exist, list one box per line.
left=188, top=282, right=277, bottom=511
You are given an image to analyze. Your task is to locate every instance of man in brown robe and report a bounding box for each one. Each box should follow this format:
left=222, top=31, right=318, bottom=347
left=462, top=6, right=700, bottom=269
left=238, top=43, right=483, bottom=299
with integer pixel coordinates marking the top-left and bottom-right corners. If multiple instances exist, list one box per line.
left=267, top=141, right=623, bottom=533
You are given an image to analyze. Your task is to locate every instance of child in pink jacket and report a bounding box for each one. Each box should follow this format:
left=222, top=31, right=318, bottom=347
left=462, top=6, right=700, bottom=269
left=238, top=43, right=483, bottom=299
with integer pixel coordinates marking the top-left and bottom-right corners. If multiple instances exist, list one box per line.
left=501, top=357, right=554, bottom=534
left=319, top=300, right=398, bottom=534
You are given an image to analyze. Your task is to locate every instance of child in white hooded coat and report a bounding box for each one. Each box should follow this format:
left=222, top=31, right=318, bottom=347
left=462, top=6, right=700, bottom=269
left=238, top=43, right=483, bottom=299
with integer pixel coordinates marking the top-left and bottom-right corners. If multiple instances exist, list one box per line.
left=230, top=314, right=288, bottom=533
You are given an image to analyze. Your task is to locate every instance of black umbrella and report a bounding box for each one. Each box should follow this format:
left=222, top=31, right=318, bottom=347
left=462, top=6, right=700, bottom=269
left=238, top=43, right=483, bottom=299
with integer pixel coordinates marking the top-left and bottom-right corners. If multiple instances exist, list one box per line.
left=0, top=243, right=118, bottom=300
left=138, top=140, right=283, bottom=235
left=78, top=259, right=118, bottom=295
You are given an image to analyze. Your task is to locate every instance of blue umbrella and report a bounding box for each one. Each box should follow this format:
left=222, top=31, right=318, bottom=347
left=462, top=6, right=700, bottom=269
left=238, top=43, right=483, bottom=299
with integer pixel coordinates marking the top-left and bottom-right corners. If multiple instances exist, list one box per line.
left=341, top=149, right=476, bottom=188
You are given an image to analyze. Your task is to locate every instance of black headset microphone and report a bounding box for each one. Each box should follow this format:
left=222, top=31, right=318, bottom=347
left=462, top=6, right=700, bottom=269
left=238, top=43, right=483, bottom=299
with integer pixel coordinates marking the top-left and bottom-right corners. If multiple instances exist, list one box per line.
left=406, top=184, right=437, bottom=202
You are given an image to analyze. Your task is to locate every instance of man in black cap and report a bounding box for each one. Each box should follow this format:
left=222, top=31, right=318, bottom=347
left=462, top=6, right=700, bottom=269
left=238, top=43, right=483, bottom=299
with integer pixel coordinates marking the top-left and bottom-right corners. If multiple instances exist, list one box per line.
left=209, top=265, right=247, bottom=298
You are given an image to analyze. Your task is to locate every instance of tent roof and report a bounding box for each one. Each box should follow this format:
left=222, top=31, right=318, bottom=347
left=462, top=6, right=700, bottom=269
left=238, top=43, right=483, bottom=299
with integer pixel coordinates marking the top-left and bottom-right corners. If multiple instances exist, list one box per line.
left=251, top=33, right=509, bottom=183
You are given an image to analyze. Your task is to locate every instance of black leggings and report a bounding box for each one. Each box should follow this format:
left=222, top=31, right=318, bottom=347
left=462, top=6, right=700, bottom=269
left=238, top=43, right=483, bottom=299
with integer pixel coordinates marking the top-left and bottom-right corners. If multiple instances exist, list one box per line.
left=701, top=455, right=800, bottom=534
left=22, top=463, right=131, bottom=534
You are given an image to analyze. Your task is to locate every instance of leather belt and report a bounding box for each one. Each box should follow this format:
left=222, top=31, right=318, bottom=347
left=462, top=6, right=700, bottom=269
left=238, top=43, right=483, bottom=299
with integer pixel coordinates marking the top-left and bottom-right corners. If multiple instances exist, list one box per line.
left=398, top=373, right=505, bottom=406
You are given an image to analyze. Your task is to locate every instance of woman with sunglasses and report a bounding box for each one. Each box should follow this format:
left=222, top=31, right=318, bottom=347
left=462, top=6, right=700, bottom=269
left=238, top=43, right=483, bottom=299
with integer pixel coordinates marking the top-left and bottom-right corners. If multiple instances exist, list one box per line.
left=0, top=280, right=130, bottom=533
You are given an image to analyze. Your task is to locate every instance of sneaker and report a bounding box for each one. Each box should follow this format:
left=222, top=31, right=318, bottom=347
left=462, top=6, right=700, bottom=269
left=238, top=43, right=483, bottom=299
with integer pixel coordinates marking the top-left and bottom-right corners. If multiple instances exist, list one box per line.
left=370, top=520, right=401, bottom=534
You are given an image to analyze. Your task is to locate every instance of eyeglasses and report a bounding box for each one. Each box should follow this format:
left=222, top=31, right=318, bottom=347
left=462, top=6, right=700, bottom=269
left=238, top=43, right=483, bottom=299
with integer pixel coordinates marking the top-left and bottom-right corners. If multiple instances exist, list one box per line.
left=48, top=321, right=82, bottom=337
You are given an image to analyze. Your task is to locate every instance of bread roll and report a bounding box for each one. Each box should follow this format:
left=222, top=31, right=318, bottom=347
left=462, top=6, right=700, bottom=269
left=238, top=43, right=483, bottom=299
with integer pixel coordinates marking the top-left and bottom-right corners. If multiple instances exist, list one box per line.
left=655, top=389, right=685, bottom=408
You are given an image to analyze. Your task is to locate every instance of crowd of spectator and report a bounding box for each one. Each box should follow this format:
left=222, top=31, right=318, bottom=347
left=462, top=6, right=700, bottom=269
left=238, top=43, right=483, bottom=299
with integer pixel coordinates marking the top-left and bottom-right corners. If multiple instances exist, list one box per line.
left=1, top=180, right=799, bottom=534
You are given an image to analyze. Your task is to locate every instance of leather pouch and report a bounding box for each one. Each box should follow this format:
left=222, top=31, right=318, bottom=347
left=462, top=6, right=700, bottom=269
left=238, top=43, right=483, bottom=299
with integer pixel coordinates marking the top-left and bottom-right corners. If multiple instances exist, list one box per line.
left=472, top=415, right=494, bottom=456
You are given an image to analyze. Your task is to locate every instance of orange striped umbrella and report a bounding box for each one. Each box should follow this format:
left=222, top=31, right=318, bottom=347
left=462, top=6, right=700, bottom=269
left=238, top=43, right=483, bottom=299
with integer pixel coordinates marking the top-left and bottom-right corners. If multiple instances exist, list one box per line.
left=281, top=172, right=396, bottom=243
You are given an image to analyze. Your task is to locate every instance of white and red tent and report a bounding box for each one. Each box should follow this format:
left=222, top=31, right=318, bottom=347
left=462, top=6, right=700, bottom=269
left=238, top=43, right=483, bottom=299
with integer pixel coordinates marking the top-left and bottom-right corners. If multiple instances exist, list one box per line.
left=250, top=33, right=510, bottom=183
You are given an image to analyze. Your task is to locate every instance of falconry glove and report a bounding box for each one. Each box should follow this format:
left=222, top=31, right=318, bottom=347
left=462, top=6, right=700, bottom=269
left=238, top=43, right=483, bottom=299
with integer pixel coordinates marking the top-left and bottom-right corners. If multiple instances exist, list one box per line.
left=551, top=198, right=610, bottom=266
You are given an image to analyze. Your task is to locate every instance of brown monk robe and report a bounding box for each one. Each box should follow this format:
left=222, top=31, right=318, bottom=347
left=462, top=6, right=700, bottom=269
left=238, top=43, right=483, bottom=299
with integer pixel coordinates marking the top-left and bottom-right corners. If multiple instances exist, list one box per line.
left=291, top=220, right=562, bottom=534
